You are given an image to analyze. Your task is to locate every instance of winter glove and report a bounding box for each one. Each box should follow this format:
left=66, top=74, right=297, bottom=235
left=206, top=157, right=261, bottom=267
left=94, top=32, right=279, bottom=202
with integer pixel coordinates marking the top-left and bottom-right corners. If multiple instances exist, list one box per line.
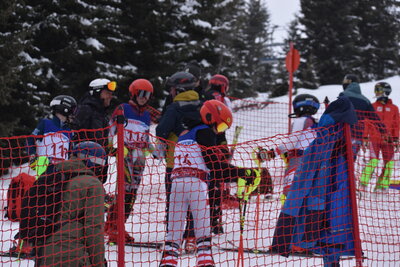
left=257, top=148, right=276, bottom=162
left=29, top=156, right=49, bottom=179
left=237, top=169, right=261, bottom=201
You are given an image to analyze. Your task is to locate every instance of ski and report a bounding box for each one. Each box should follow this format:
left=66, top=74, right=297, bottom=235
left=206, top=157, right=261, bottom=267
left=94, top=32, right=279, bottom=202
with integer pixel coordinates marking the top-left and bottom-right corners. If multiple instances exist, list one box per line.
left=216, top=246, right=318, bottom=258
left=108, top=241, right=163, bottom=249
left=0, top=251, right=33, bottom=260
left=230, top=125, right=244, bottom=157
left=214, top=243, right=366, bottom=260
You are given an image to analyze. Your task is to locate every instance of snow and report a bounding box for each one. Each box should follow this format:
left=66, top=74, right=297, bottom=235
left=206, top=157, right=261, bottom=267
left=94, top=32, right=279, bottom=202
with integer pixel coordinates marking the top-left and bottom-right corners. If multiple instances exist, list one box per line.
left=1, top=76, right=400, bottom=266
left=85, top=38, right=105, bottom=51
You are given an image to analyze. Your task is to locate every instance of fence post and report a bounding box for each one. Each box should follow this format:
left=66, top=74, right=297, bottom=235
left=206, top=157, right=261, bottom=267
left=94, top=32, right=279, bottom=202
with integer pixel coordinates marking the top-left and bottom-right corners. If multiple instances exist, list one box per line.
left=116, top=110, right=126, bottom=267
left=343, top=123, right=363, bottom=267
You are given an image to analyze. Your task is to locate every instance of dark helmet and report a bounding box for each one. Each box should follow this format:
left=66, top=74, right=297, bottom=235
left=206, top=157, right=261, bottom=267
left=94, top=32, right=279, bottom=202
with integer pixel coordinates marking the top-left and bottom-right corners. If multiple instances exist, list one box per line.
left=292, top=94, right=320, bottom=117
left=73, top=141, right=107, bottom=183
left=183, top=60, right=202, bottom=81
left=166, top=71, right=197, bottom=93
left=374, top=82, right=391, bottom=97
left=50, top=95, right=77, bottom=116
left=342, top=74, right=359, bottom=90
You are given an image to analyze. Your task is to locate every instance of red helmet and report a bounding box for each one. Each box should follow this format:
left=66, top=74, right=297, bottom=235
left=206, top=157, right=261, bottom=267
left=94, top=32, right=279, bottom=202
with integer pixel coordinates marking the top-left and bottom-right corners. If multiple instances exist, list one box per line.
left=208, top=74, right=229, bottom=95
left=200, top=100, right=233, bottom=133
left=129, top=79, right=153, bottom=100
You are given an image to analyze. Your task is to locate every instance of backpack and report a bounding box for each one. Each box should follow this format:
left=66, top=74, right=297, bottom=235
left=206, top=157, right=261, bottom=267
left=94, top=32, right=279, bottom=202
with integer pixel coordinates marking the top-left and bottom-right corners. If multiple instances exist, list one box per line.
left=18, top=165, right=68, bottom=246
left=5, top=173, right=36, bottom=222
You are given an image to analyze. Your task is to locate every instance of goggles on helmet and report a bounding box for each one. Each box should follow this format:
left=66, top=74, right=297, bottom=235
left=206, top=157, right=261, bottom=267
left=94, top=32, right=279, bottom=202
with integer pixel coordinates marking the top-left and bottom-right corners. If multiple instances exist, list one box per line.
left=137, top=89, right=152, bottom=99
left=107, top=81, right=117, bottom=92
left=216, top=122, right=229, bottom=133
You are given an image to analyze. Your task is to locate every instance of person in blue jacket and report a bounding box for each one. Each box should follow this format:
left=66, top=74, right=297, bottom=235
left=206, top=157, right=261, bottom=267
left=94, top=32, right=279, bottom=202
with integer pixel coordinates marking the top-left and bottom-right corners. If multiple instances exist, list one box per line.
left=270, top=95, right=358, bottom=267
left=27, top=95, right=77, bottom=178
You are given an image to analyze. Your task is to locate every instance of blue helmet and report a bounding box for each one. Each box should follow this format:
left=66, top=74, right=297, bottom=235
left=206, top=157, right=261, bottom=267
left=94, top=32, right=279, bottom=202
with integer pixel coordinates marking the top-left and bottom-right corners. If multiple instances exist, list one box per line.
left=73, top=141, right=107, bottom=183
left=292, top=94, right=320, bottom=117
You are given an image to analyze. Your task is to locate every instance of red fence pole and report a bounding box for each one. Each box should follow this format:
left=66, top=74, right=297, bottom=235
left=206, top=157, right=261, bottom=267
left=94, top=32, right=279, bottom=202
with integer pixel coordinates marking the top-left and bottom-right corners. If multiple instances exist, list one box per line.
left=116, top=110, right=126, bottom=267
left=344, top=123, right=363, bottom=267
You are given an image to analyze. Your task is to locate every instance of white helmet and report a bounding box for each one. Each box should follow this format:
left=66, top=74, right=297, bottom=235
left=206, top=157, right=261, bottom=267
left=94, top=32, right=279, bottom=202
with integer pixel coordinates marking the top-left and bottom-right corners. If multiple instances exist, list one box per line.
left=89, top=78, right=116, bottom=95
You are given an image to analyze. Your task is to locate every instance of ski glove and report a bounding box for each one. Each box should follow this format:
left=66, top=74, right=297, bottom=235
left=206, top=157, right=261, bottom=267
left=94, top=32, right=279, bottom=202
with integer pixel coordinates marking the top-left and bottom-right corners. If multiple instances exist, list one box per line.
left=237, top=169, right=261, bottom=201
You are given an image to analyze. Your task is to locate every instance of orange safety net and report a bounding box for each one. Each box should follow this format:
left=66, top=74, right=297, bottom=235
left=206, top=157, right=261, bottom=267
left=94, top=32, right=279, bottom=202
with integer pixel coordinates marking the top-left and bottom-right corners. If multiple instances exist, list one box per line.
left=0, top=100, right=398, bottom=267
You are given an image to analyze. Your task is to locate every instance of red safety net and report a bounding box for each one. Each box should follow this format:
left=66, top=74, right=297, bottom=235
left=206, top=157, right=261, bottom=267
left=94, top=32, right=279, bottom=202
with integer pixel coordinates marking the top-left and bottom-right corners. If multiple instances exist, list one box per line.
left=0, top=99, right=398, bottom=267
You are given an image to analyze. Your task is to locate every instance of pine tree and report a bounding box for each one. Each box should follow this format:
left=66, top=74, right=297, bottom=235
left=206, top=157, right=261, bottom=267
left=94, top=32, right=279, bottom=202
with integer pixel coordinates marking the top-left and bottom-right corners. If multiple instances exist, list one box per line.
left=298, top=0, right=359, bottom=85
left=242, top=0, right=273, bottom=95
left=354, top=0, right=400, bottom=81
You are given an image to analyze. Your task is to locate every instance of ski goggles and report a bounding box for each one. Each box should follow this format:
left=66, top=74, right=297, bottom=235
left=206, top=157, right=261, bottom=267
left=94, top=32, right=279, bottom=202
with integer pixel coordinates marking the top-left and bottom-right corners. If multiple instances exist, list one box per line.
left=216, top=122, right=229, bottom=133
left=137, top=90, right=152, bottom=99
left=107, top=81, right=117, bottom=92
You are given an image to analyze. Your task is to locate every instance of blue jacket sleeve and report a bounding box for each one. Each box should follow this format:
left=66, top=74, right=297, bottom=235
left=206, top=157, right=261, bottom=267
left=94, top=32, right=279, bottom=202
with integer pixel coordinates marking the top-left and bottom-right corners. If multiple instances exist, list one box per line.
left=27, top=119, right=45, bottom=156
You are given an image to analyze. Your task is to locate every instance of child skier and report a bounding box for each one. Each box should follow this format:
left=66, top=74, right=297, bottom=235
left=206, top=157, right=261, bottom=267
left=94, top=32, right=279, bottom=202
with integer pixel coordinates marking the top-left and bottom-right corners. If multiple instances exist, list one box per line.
left=160, top=100, right=258, bottom=267
left=27, top=95, right=77, bottom=178
left=360, top=82, right=399, bottom=191
left=105, top=78, right=153, bottom=243
left=258, top=94, right=320, bottom=202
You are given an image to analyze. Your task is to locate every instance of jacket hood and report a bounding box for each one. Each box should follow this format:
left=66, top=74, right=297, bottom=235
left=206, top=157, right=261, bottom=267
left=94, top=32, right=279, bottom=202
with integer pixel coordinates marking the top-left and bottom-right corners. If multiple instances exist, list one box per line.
left=173, top=90, right=199, bottom=102
left=340, top=82, right=371, bottom=105
left=55, top=156, right=95, bottom=177
left=318, top=95, right=358, bottom=127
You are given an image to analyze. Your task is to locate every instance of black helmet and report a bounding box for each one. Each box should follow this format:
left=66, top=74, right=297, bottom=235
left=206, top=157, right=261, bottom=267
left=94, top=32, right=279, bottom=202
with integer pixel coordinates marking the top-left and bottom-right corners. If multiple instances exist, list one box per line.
left=183, top=60, right=202, bottom=81
left=292, top=94, right=320, bottom=117
left=374, top=82, right=391, bottom=97
left=342, top=74, right=359, bottom=90
left=166, top=71, right=197, bottom=93
left=50, top=95, right=77, bottom=116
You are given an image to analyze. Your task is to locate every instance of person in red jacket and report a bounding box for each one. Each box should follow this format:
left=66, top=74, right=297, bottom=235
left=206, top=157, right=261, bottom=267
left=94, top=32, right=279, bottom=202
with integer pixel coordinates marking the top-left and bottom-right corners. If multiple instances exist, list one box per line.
left=360, top=82, right=399, bottom=191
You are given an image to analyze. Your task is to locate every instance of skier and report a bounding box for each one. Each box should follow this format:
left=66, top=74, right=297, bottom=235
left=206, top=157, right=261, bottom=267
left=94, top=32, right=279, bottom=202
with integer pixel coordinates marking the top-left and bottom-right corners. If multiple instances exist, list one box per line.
left=73, top=78, right=117, bottom=149
left=202, top=74, right=233, bottom=234
left=27, top=95, right=77, bottom=178
left=258, top=94, right=320, bottom=204
left=159, top=100, right=258, bottom=267
left=360, top=82, right=399, bottom=191
left=156, top=71, right=202, bottom=253
left=161, top=61, right=203, bottom=115
left=105, top=78, right=153, bottom=243
left=15, top=141, right=107, bottom=266
left=340, top=74, right=388, bottom=157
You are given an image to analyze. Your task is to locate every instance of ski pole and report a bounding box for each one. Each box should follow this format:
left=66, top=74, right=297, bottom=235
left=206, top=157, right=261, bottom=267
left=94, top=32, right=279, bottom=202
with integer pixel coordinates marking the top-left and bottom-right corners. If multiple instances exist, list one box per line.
left=237, top=197, right=247, bottom=267
left=17, top=239, right=24, bottom=261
